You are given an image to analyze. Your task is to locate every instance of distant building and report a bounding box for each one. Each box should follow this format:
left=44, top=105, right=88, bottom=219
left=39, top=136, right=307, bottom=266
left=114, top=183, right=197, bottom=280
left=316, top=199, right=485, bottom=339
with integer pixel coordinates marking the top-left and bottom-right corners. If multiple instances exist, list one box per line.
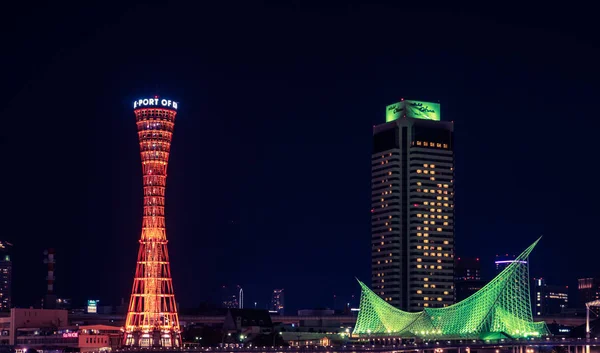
left=221, top=285, right=241, bottom=309
left=0, top=309, right=121, bottom=351
left=531, top=278, right=568, bottom=316
left=55, top=298, right=72, bottom=310
left=271, top=289, right=284, bottom=315
left=495, top=254, right=527, bottom=274
left=223, top=309, right=273, bottom=336
left=0, top=241, right=12, bottom=311
left=454, top=257, right=485, bottom=302
left=578, top=277, right=600, bottom=308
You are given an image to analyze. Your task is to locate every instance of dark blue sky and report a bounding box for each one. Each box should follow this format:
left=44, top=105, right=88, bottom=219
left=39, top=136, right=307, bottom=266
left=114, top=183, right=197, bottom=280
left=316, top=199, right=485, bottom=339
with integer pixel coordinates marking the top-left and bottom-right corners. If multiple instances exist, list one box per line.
left=2, top=1, right=599, bottom=312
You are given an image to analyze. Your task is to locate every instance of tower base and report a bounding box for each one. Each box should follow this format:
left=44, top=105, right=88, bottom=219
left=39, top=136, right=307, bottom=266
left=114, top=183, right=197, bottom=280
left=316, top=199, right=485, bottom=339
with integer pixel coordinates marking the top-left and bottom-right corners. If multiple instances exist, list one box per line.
left=123, top=329, right=181, bottom=348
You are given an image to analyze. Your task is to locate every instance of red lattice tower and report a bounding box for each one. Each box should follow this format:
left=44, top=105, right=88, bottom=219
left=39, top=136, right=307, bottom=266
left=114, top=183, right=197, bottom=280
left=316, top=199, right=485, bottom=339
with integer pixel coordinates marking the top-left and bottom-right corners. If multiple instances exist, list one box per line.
left=124, top=97, right=181, bottom=347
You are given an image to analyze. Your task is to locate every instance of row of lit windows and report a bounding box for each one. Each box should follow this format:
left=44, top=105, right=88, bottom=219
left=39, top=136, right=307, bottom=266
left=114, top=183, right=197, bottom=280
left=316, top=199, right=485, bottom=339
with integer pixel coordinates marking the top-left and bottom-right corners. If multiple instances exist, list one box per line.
left=415, top=189, right=451, bottom=195
left=422, top=221, right=450, bottom=226
left=416, top=182, right=452, bottom=187
left=423, top=199, right=450, bottom=205
left=417, top=246, right=445, bottom=251
left=423, top=284, right=454, bottom=289
left=417, top=254, right=450, bottom=260
left=416, top=215, right=450, bottom=221
left=415, top=141, right=449, bottom=148
left=417, top=265, right=444, bottom=270
left=416, top=170, right=436, bottom=174
left=418, top=239, right=449, bottom=245
left=417, top=202, right=448, bottom=208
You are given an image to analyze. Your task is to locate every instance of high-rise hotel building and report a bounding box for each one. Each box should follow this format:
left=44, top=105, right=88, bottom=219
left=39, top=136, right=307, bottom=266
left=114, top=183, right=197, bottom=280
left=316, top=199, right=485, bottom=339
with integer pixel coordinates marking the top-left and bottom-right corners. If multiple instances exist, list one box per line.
left=371, top=100, right=454, bottom=311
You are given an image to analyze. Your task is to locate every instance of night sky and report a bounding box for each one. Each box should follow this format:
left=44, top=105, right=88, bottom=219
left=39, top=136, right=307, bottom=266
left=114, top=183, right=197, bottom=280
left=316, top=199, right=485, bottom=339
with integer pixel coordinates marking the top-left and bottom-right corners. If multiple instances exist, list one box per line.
left=3, top=1, right=600, bottom=312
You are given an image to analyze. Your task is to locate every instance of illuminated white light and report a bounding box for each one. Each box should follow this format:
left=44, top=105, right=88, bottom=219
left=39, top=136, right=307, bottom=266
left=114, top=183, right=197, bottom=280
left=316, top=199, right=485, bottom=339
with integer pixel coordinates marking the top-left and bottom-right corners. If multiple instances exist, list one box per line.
left=134, top=98, right=178, bottom=110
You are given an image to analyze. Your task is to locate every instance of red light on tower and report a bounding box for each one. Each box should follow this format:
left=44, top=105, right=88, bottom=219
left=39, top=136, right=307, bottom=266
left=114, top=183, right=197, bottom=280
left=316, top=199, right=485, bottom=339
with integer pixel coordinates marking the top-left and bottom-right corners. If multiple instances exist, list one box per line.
left=123, top=97, right=181, bottom=348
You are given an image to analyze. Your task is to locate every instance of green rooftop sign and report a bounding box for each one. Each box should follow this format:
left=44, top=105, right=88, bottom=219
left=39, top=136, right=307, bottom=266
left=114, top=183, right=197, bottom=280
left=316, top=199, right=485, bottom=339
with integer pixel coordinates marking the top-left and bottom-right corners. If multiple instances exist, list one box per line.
left=386, top=100, right=441, bottom=122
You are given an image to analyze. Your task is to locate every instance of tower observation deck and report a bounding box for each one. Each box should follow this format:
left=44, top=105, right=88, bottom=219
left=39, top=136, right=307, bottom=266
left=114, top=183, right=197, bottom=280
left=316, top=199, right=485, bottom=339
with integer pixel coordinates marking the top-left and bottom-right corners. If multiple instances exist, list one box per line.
left=124, top=97, right=181, bottom=347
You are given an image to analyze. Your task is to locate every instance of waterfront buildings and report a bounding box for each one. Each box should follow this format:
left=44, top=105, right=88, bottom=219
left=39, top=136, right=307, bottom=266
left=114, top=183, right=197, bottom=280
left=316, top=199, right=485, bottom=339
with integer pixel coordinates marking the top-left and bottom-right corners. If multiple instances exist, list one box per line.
left=371, top=99, right=454, bottom=311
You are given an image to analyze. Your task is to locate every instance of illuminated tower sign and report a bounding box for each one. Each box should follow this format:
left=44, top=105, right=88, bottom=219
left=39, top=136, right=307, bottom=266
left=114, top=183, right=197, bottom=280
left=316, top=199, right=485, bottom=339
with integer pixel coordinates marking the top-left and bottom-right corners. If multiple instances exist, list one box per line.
left=123, top=96, right=181, bottom=348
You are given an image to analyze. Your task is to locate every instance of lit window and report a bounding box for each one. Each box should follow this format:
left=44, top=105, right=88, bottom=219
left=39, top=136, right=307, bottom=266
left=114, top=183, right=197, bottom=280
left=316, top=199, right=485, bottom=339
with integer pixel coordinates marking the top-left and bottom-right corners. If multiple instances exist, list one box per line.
left=417, top=265, right=422, bottom=269
left=430, top=164, right=435, bottom=168
left=417, top=170, right=422, bottom=174
left=417, top=258, right=422, bottom=262
left=417, top=290, right=423, bottom=294
left=443, top=240, right=449, bottom=244
left=424, top=164, right=429, bottom=167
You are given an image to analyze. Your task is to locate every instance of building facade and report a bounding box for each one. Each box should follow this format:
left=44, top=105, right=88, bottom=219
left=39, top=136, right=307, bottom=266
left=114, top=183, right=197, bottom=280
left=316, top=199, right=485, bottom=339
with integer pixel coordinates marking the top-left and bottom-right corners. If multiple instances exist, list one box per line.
left=578, top=277, right=600, bottom=308
left=0, top=241, right=12, bottom=311
left=454, top=257, right=485, bottom=302
left=371, top=100, right=454, bottom=311
left=531, top=278, right=568, bottom=316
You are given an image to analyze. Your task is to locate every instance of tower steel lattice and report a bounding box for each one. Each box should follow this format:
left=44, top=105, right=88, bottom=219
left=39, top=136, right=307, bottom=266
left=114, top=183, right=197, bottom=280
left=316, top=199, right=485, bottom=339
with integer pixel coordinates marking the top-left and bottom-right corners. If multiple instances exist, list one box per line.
left=353, top=238, right=550, bottom=340
left=124, top=97, right=181, bottom=347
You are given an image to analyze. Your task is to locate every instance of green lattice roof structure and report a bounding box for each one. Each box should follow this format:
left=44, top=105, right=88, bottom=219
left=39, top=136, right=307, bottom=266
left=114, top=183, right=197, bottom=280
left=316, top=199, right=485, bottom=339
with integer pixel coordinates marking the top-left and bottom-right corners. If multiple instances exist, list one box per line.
left=353, top=238, right=550, bottom=340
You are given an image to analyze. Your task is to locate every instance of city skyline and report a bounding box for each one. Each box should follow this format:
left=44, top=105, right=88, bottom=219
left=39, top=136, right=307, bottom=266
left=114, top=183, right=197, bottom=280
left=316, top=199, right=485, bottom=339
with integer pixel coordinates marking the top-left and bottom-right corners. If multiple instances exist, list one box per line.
left=3, top=2, right=600, bottom=314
